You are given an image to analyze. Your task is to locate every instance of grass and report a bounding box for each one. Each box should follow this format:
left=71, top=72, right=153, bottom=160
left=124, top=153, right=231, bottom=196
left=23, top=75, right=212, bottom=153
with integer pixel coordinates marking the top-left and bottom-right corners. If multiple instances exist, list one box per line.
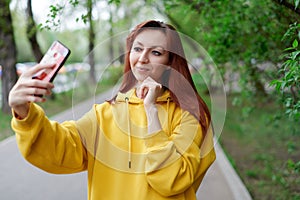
left=192, top=73, right=300, bottom=199
left=0, top=111, right=14, bottom=141
left=220, top=96, right=300, bottom=200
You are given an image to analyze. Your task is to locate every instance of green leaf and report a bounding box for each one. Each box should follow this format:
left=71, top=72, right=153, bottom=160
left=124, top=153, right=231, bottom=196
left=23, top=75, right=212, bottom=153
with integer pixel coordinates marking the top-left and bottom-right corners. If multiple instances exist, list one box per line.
left=295, top=0, right=300, bottom=9
left=291, top=50, right=300, bottom=60
left=284, top=47, right=296, bottom=51
left=292, top=39, right=299, bottom=48
left=269, top=79, right=279, bottom=86
left=69, top=0, right=79, bottom=7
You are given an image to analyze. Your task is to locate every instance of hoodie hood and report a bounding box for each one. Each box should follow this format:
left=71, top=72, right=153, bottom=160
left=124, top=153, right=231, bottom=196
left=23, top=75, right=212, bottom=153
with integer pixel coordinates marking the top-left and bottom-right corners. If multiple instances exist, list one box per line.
left=115, top=88, right=172, bottom=104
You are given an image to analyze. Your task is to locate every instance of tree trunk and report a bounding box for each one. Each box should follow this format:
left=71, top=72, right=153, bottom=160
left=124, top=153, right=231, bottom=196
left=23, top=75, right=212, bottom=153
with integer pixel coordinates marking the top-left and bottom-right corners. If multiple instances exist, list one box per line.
left=87, top=0, right=96, bottom=84
left=109, top=5, right=114, bottom=63
left=248, top=64, right=267, bottom=96
left=0, top=0, right=18, bottom=114
left=26, top=0, right=43, bottom=62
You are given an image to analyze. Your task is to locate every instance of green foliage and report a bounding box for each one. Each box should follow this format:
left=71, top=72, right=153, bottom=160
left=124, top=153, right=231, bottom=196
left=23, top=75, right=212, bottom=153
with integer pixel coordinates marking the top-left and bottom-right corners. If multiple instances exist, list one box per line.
left=160, top=0, right=299, bottom=105
left=0, top=110, right=13, bottom=141
left=271, top=22, right=300, bottom=121
left=41, top=3, right=64, bottom=31
left=108, top=0, right=121, bottom=5
left=69, top=0, right=80, bottom=7
left=5, top=1, right=300, bottom=198
left=163, top=0, right=293, bottom=64
left=38, top=0, right=85, bottom=30
left=221, top=99, right=300, bottom=199
left=295, top=0, right=300, bottom=9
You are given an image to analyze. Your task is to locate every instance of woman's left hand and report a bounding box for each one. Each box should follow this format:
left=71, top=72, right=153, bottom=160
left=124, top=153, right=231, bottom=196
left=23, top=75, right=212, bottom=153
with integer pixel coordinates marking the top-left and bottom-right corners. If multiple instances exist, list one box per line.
left=136, top=77, right=163, bottom=134
left=136, top=77, right=163, bottom=107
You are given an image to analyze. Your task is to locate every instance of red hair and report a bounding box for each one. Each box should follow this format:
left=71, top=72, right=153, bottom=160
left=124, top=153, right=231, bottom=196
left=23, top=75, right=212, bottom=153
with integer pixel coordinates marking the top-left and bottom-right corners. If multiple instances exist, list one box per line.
left=111, top=20, right=211, bottom=134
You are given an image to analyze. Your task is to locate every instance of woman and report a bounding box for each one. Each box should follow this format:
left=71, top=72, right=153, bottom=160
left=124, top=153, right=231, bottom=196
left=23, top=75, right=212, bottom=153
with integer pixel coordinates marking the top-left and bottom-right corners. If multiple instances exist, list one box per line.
left=9, top=20, right=216, bottom=200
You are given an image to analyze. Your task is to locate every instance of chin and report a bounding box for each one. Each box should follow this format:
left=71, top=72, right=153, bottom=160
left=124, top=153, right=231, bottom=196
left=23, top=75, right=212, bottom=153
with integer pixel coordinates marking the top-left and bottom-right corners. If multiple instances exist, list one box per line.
left=134, top=74, right=148, bottom=82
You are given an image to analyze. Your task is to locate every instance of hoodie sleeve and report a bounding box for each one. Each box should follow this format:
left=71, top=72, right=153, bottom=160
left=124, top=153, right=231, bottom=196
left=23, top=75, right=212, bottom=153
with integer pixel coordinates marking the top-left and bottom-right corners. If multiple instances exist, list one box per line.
left=11, top=103, right=88, bottom=174
left=144, top=110, right=216, bottom=197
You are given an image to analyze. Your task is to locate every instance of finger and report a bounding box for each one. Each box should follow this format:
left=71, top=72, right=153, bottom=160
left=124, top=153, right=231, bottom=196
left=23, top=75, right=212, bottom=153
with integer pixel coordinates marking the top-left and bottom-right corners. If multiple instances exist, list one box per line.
left=27, top=87, right=50, bottom=96
left=142, top=82, right=161, bottom=92
left=137, top=85, right=146, bottom=99
left=9, top=87, right=46, bottom=107
left=24, top=87, right=50, bottom=103
left=141, top=86, right=149, bottom=98
left=25, top=94, right=47, bottom=103
left=143, top=77, right=162, bottom=88
left=11, top=78, right=54, bottom=97
left=143, top=76, right=156, bottom=84
left=24, top=63, right=56, bottom=77
left=137, top=83, right=148, bottom=99
left=30, top=79, right=54, bottom=90
left=15, top=81, right=53, bottom=98
left=45, top=88, right=53, bottom=96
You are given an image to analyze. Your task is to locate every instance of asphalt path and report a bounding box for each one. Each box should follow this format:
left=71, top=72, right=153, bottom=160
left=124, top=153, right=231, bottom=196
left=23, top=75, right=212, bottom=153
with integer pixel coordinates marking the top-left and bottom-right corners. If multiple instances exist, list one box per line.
left=0, top=88, right=252, bottom=200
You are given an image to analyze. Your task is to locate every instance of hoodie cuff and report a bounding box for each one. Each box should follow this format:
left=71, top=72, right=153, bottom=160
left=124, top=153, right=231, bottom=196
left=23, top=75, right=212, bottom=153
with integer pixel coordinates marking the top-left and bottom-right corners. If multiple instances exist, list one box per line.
left=11, top=103, right=45, bottom=131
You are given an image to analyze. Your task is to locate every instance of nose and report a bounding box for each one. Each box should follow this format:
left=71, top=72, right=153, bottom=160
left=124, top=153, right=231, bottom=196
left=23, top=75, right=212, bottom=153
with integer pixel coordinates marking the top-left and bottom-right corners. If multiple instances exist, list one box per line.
left=138, top=49, right=149, bottom=63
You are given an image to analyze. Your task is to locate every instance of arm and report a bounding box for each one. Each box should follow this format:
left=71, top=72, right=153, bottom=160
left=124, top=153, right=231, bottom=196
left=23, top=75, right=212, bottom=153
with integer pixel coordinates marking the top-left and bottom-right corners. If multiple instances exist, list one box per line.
left=144, top=111, right=216, bottom=197
left=10, top=63, right=87, bottom=173
left=11, top=103, right=88, bottom=174
left=137, top=77, right=215, bottom=196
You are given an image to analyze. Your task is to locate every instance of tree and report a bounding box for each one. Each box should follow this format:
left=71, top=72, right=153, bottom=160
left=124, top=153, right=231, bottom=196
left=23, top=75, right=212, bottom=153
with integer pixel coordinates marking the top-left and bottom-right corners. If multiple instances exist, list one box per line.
left=108, top=4, right=114, bottom=63
left=87, top=0, right=96, bottom=84
left=149, top=0, right=298, bottom=97
left=273, top=0, right=300, bottom=15
left=26, top=0, right=43, bottom=62
left=0, top=0, right=18, bottom=114
left=40, top=0, right=97, bottom=84
left=271, top=2, right=300, bottom=123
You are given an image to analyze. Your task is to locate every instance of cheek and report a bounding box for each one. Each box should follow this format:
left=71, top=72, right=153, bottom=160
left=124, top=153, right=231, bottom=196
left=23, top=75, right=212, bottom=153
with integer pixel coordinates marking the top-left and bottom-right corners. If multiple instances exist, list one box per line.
left=129, top=53, right=137, bottom=66
left=129, top=54, right=134, bottom=67
left=154, top=57, right=169, bottom=67
left=157, top=53, right=170, bottom=66
left=150, top=64, right=168, bottom=79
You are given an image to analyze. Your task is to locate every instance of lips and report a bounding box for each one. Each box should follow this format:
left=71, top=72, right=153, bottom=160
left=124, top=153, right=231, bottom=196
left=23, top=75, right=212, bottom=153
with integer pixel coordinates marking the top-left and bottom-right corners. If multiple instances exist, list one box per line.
left=136, top=66, right=150, bottom=72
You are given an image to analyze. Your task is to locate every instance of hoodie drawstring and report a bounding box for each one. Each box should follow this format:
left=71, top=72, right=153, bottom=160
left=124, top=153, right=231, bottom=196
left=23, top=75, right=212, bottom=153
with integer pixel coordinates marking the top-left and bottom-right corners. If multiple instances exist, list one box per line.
left=125, top=97, right=132, bottom=168
left=167, top=97, right=171, bottom=135
left=124, top=94, right=171, bottom=169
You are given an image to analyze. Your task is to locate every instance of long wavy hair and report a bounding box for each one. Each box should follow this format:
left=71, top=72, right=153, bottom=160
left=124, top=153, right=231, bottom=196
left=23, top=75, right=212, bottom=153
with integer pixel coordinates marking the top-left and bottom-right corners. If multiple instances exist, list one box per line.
left=110, top=20, right=211, bottom=134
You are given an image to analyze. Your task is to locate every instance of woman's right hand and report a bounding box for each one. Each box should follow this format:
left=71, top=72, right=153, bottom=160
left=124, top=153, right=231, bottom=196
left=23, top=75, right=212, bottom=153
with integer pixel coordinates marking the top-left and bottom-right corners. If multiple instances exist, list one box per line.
left=8, top=63, right=55, bottom=119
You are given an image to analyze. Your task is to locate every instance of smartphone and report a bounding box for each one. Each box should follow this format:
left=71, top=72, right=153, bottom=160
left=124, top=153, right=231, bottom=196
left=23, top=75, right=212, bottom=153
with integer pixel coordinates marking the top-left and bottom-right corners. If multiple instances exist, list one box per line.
left=33, top=40, right=71, bottom=82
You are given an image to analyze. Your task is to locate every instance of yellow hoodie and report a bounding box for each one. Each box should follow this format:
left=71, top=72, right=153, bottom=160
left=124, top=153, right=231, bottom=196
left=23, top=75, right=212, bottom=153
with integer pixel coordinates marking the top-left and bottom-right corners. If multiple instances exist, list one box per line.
left=12, top=89, right=216, bottom=200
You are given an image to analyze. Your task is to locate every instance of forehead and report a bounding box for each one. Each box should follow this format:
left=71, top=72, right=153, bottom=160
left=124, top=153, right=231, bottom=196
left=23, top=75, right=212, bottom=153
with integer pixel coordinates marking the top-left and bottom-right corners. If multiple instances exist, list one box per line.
left=133, top=29, right=168, bottom=48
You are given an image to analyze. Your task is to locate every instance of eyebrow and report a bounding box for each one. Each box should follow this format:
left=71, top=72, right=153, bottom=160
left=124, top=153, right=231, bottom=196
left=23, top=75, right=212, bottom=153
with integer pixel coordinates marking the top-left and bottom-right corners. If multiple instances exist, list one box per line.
left=134, top=41, right=166, bottom=50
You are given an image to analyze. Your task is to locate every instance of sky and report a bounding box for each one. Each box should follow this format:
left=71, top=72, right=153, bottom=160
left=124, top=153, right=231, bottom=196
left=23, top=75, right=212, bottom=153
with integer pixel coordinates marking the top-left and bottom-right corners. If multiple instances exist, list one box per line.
left=11, top=0, right=51, bottom=22
left=10, top=0, right=110, bottom=30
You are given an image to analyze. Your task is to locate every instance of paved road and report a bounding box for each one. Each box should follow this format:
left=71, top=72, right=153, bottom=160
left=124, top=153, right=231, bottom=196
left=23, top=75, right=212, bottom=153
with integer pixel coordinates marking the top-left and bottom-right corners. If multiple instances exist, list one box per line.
left=0, top=89, right=252, bottom=200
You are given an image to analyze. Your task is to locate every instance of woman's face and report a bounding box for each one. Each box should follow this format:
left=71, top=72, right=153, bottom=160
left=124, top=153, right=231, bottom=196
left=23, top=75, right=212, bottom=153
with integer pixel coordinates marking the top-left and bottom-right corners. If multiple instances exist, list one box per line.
left=129, top=29, right=170, bottom=84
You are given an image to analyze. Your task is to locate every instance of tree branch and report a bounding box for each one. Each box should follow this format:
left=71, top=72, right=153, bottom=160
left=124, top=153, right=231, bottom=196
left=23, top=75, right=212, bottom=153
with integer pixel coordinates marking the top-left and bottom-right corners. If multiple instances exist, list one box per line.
left=272, top=0, right=300, bottom=15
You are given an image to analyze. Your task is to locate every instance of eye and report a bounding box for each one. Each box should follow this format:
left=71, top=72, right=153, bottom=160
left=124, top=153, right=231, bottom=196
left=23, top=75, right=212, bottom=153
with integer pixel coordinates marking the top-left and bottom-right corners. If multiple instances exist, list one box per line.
left=133, top=47, right=142, bottom=52
left=152, top=50, right=162, bottom=56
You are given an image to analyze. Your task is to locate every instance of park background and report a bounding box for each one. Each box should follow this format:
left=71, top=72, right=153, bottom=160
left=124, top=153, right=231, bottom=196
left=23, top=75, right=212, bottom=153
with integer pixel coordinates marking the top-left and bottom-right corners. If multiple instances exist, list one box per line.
left=0, top=0, right=299, bottom=199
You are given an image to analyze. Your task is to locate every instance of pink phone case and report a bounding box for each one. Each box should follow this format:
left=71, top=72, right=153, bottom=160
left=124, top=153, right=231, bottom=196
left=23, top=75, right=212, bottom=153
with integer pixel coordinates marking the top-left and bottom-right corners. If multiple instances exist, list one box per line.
left=33, top=41, right=70, bottom=82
